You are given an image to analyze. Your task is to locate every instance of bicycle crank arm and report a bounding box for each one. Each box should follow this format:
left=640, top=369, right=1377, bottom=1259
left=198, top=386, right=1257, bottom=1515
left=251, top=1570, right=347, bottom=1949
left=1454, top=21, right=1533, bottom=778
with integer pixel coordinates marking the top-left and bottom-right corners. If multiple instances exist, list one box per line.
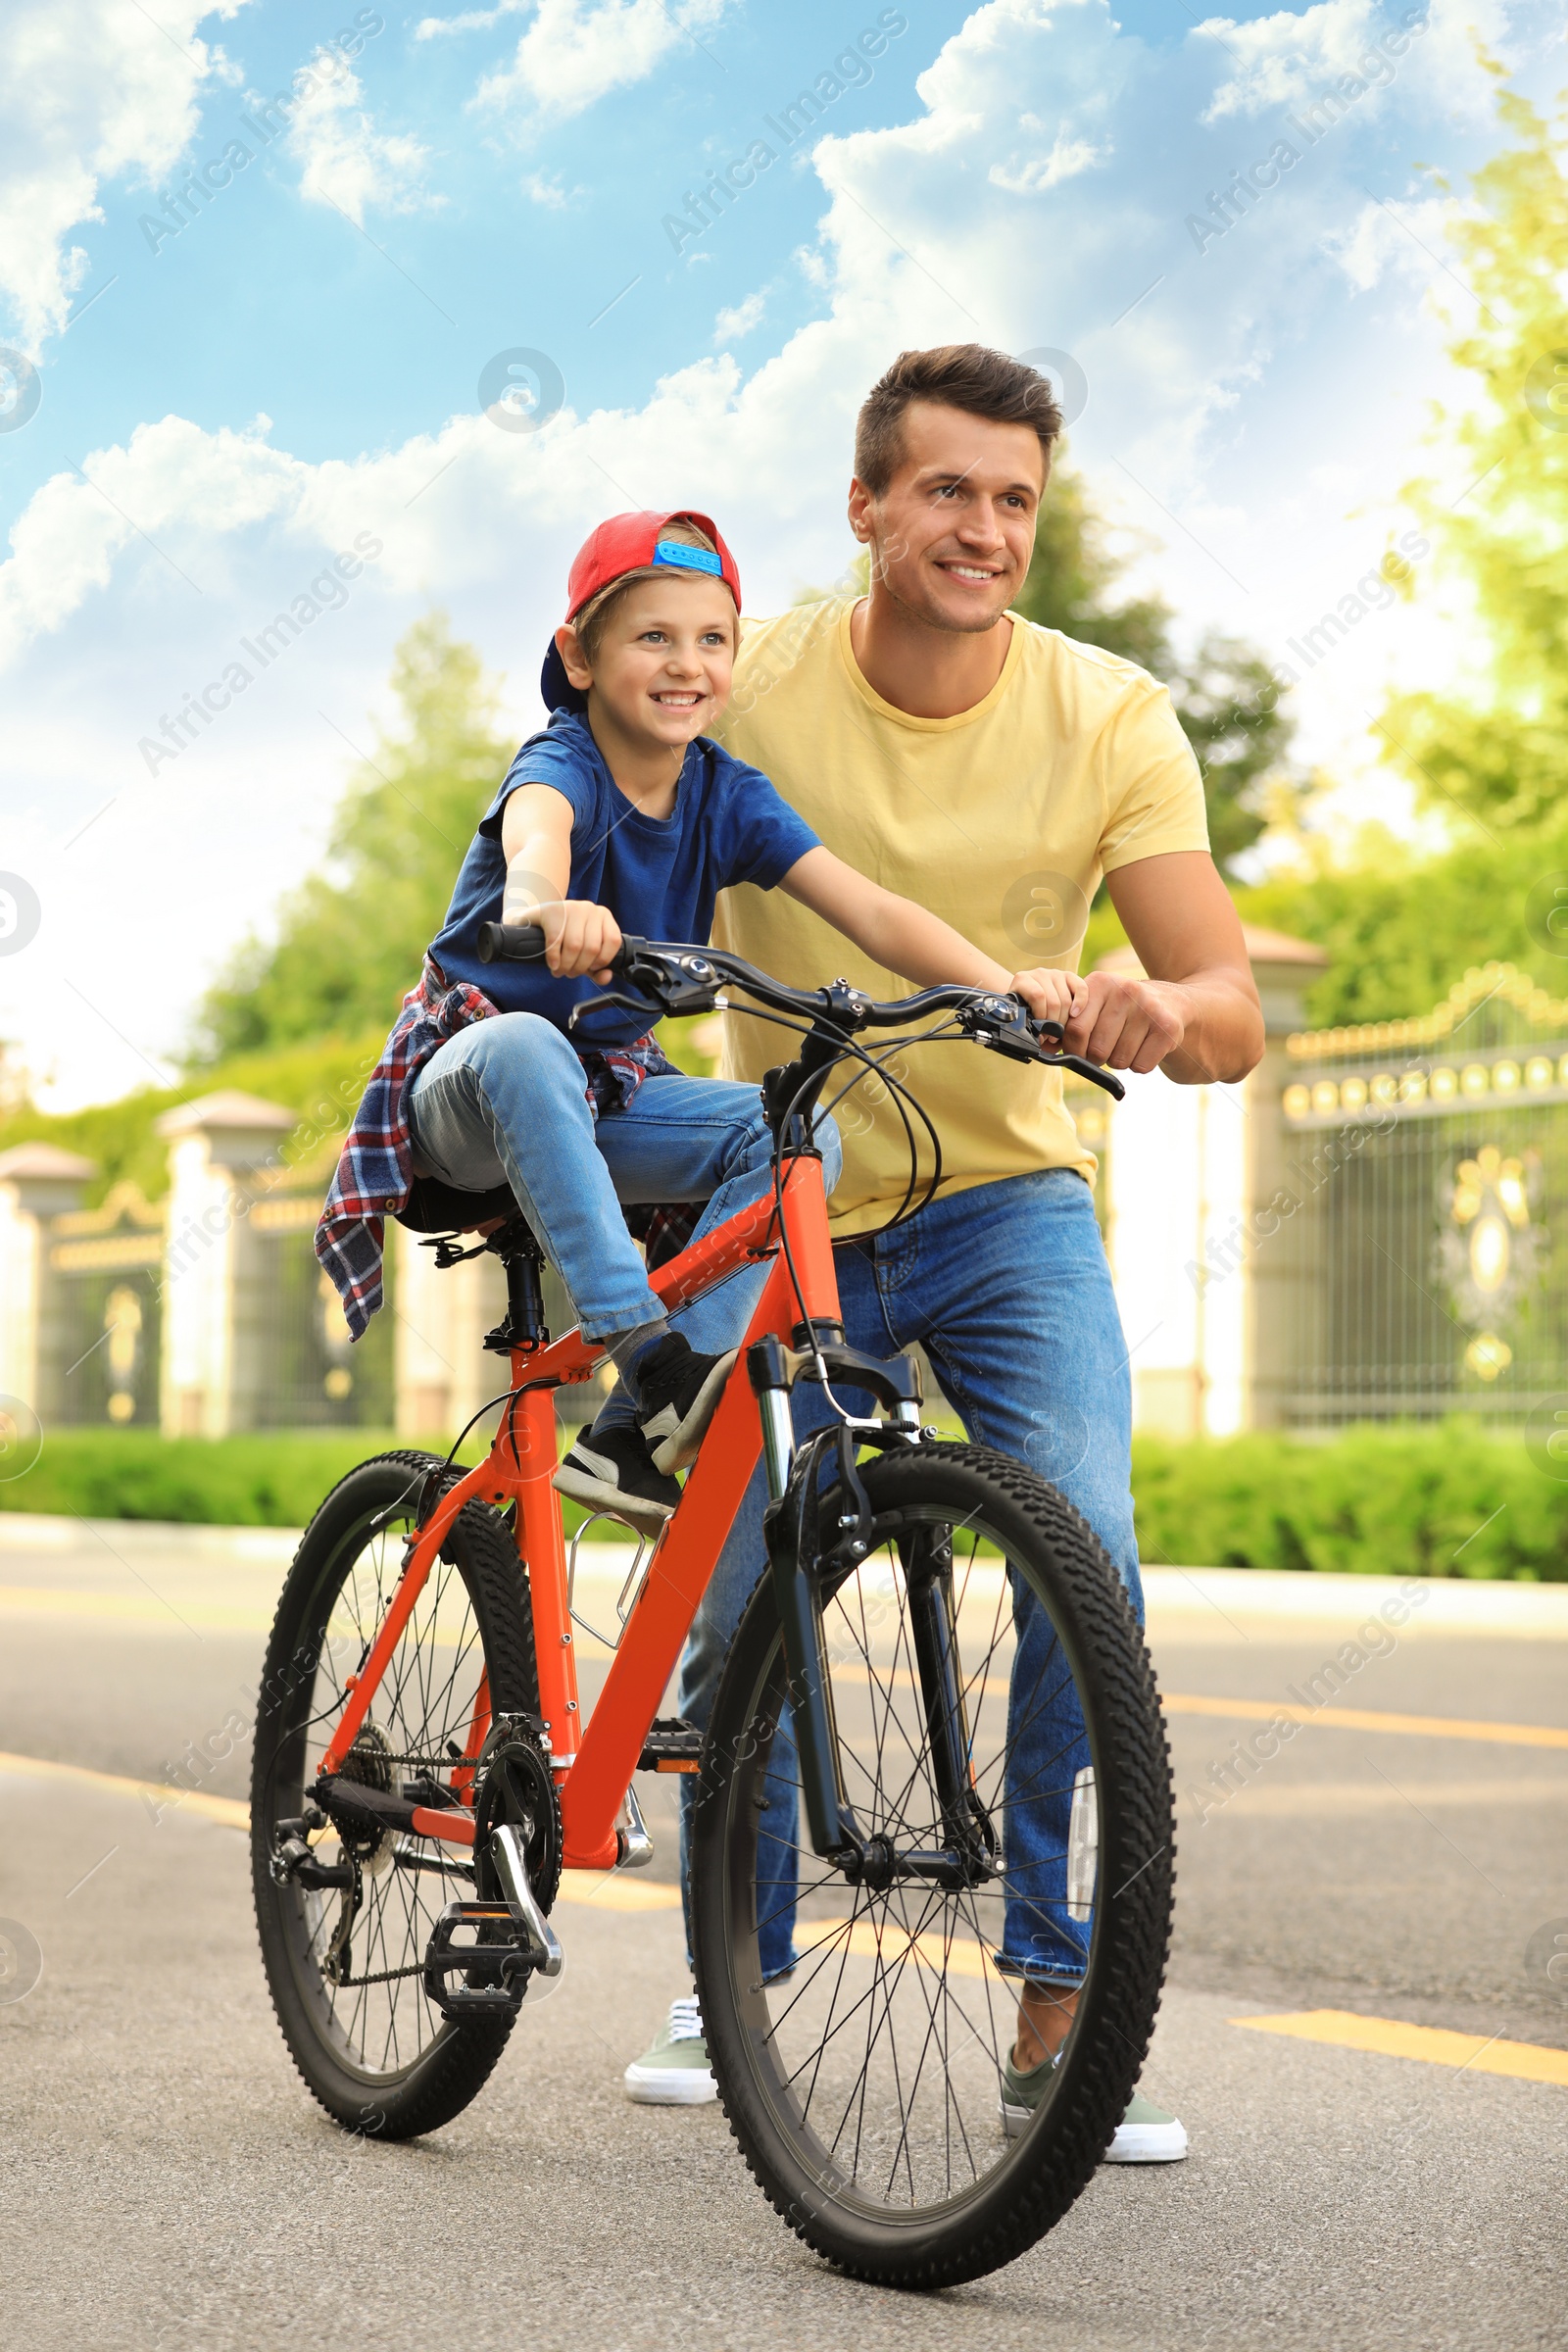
left=488, top=1822, right=564, bottom=1978
left=313, top=1772, right=478, bottom=1848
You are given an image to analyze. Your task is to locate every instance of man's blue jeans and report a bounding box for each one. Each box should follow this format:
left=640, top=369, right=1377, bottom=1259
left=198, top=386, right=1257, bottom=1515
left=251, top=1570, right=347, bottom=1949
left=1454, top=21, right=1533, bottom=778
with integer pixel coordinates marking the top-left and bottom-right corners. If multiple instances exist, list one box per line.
left=670, top=1167, right=1142, bottom=1986
left=406, top=1012, right=842, bottom=1365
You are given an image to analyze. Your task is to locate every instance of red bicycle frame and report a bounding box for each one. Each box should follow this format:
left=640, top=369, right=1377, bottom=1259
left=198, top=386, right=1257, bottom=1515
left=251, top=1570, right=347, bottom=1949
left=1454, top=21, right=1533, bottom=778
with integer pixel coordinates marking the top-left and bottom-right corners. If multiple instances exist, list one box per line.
left=317, top=1153, right=841, bottom=1873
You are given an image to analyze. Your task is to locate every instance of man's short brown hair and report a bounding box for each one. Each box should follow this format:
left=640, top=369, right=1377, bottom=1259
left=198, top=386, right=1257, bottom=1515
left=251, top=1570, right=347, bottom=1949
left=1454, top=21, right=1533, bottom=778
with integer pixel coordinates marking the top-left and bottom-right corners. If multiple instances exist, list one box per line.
left=854, top=344, right=1062, bottom=498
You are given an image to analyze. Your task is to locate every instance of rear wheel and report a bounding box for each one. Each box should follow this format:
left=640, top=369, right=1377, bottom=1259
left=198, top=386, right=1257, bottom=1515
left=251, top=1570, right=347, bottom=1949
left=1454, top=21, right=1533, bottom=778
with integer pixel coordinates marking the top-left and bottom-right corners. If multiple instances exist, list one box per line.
left=251, top=1452, right=541, bottom=2140
left=691, top=1442, right=1173, bottom=2286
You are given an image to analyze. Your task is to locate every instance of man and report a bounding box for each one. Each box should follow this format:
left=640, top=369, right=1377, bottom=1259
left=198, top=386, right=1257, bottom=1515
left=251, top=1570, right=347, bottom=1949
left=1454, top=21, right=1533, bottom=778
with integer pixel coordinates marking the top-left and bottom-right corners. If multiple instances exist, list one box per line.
left=621, top=344, right=1264, bottom=2158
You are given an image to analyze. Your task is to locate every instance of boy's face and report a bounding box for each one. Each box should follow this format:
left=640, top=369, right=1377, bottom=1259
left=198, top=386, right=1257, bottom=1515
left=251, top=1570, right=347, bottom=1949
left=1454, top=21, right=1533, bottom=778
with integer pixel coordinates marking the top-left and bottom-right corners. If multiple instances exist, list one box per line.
left=558, top=573, right=738, bottom=750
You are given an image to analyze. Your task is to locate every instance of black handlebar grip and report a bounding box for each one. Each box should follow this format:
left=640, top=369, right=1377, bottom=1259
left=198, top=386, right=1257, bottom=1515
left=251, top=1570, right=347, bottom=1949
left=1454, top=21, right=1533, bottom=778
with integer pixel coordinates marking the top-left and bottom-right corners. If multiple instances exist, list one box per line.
left=476, top=921, right=548, bottom=963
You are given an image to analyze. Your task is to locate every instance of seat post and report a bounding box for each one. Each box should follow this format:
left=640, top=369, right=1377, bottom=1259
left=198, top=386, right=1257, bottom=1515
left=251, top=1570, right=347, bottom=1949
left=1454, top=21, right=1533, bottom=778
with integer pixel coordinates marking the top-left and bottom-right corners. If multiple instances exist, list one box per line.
left=485, top=1219, right=550, bottom=1355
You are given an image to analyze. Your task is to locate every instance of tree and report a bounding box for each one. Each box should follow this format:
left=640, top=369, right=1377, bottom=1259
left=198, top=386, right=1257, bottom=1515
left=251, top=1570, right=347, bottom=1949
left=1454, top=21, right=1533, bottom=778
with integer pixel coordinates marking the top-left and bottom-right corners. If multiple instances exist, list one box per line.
left=192, top=615, right=514, bottom=1060
left=1235, top=817, right=1568, bottom=1029
left=1377, top=71, right=1568, bottom=830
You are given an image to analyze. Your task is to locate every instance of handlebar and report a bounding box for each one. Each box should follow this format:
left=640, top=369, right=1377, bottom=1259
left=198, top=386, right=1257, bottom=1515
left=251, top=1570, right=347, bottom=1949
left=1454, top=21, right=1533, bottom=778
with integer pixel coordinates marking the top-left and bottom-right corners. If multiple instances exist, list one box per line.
left=472, top=919, right=1125, bottom=1100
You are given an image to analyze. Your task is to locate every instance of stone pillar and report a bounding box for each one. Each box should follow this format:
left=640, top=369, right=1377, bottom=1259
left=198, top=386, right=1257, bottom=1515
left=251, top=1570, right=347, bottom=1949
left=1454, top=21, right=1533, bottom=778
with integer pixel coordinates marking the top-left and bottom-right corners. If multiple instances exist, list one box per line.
left=394, top=1226, right=585, bottom=1438
left=0, top=1145, right=98, bottom=1429
left=155, top=1092, right=295, bottom=1437
left=393, top=1223, right=511, bottom=1439
left=1100, top=926, right=1327, bottom=1437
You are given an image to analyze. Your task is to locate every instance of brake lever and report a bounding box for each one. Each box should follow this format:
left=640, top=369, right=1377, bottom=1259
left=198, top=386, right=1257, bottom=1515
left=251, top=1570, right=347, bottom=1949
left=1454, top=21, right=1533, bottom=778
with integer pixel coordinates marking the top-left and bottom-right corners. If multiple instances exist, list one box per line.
left=568, top=986, right=666, bottom=1028
left=1038, top=1050, right=1126, bottom=1102
left=966, top=1000, right=1127, bottom=1102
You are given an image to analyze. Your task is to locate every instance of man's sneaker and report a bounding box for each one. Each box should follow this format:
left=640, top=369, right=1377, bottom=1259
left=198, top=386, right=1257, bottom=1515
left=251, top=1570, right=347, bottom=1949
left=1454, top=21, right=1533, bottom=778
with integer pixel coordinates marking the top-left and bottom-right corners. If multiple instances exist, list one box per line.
left=623, top=1995, right=717, bottom=2105
left=1103, top=2090, right=1188, bottom=2163
left=1001, top=2047, right=1188, bottom=2162
left=553, top=1427, right=680, bottom=1534
left=634, top=1335, right=739, bottom=1474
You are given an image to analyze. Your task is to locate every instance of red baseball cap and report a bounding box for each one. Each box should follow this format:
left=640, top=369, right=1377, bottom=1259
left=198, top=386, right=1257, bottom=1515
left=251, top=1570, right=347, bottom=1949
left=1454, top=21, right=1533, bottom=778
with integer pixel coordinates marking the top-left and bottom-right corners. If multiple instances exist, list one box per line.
left=541, top=509, right=743, bottom=712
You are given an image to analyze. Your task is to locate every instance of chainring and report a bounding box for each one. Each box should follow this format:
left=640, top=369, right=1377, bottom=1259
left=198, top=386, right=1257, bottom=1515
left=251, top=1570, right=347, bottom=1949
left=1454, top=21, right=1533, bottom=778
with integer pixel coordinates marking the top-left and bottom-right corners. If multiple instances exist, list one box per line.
left=472, top=1715, right=562, bottom=1915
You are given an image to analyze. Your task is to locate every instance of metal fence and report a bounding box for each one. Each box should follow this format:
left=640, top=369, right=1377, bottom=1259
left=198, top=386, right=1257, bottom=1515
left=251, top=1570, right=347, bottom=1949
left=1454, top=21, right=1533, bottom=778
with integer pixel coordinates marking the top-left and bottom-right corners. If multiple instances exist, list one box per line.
left=49, top=1185, right=165, bottom=1428
left=249, top=1197, right=395, bottom=1429
left=1280, top=965, right=1568, bottom=1427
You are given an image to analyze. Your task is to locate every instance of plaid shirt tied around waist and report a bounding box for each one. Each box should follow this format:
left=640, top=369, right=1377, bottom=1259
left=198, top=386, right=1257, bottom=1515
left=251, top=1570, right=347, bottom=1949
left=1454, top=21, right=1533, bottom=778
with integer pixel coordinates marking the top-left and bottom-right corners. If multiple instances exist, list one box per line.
left=316, top=958, right=684, bottom=1341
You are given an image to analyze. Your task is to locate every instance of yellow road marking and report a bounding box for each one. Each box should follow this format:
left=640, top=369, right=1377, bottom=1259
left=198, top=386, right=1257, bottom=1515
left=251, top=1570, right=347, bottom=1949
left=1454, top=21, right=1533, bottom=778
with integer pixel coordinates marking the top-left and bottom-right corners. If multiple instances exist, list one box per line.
left=0, top=1749, right=684, bottom=1908
left=1234, top=2009, right=1568, bottom=2086
left=0, top=1748, right=248, bottom=1828
left=800, top=1920, right=999, bottom=1982
left=0, top=1586, right=275, bottom=1634
left=833, top=1659, right=1568, bottom=1752
left=1164, top=1693, right=1568, bottom=1750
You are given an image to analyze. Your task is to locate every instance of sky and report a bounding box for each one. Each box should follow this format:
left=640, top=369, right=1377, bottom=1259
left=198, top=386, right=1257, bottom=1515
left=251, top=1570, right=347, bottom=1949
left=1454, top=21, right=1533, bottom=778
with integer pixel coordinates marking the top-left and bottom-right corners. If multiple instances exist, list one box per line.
left=0, top=0, right=1560, bottom=1108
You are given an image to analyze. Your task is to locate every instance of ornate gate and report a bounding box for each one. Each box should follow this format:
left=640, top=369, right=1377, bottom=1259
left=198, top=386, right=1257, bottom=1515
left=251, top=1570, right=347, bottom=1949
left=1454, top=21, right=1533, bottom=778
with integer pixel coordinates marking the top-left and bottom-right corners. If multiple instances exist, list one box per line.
left=48, top=1184, right=166, bottom=1427
left=1281, top=964, right=1568, bottom=1425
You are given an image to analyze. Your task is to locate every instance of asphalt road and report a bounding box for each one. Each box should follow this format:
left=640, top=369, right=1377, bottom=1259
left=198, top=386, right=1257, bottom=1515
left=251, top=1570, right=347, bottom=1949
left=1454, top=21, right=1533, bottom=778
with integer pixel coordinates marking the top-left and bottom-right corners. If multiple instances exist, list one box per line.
left=2, top=1516, right=1565, bottom=2350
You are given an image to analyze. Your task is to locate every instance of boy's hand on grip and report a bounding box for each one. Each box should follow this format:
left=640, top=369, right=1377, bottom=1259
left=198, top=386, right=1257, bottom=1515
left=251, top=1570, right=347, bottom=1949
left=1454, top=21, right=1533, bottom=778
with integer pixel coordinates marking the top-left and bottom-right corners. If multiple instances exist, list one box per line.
left=542, top=898, right=623, bottom=982
left=1005, top=966, right=1089, bottom=1027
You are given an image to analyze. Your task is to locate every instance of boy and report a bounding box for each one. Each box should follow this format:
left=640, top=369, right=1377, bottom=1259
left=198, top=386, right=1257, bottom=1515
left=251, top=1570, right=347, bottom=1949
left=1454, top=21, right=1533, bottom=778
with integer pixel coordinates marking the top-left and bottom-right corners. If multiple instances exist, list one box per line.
left=318, top=510, right=1082, bottom=1519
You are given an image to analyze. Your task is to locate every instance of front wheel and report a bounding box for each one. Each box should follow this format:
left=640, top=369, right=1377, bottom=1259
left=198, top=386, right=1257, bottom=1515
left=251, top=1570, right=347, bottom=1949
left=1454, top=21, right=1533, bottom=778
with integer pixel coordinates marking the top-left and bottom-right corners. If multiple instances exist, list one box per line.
left=691, top=1442, right=1173, bottom=2287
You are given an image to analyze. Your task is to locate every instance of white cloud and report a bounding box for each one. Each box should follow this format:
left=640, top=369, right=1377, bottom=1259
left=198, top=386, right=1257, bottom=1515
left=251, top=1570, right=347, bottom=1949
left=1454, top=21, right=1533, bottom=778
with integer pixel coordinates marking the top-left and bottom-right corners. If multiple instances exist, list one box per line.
left=990, top=135, right=1107, bottom=194
left=714, top=290, right=766, bottom=343
left=416, top=0, right=527, bottom=34
left=521, top=170, right=572, bottom=207
left=0, top=0, right=1553, bottom=1102
left=0, top=0, right=248, bottom=347
left=287, top=52, right=436, bottom=223
left=475, top=0, right=732, bottom=123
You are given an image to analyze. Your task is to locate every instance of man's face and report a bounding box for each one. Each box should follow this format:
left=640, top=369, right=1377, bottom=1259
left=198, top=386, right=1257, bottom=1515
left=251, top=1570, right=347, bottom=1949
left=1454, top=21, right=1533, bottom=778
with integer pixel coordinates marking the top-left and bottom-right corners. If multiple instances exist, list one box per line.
left=849, top=400, right=1046, bottom=635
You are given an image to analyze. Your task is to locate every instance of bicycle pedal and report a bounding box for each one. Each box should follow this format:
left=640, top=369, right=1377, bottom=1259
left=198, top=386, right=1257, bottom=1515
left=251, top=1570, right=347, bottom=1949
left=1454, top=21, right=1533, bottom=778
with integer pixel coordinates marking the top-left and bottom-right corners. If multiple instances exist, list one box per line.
left=422, top=1900, right=533, bottom=2019
left=638, top=1716, right=703, bottom=1774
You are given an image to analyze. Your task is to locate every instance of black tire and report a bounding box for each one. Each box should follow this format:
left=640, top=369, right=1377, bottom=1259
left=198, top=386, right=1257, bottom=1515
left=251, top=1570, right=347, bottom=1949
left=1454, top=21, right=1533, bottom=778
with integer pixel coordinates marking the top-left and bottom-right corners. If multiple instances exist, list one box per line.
left=691, top=1441, right=1173, bottom=2287
left=251, top=1451, right=541, bottom=2140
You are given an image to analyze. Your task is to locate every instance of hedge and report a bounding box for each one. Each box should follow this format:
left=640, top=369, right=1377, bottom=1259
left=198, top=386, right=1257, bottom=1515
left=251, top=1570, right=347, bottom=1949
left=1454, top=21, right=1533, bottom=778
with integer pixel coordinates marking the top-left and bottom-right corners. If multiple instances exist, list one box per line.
left=1130, top=1423, right=1564, bottom=1582
left=4, top=1423, right=1562, bottom=1577
left=0, top=1429, right=613, bottom=1540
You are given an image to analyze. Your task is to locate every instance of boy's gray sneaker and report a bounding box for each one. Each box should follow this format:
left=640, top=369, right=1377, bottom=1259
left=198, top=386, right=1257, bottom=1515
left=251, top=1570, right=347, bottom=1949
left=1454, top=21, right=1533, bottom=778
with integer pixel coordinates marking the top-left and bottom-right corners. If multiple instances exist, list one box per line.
left=623, top=1995, right=717, bottom=2105
left=1001, top=2047, right=1188, bottom=2162
left=634, top=1336, right=739, bottom=1473
left=553, top=1426, right=679, bottom=1534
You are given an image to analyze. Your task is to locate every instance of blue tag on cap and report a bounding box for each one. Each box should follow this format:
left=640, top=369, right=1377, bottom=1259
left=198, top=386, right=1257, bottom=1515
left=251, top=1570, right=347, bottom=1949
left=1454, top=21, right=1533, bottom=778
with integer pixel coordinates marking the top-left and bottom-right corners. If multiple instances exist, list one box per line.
left=653, top=540, right=723, bottom=576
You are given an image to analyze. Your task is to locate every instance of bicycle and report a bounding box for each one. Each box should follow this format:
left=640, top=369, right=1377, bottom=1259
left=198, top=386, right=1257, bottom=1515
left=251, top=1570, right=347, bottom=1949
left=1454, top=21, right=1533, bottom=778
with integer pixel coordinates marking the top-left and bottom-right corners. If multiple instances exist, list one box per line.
left=251, top=926, right=1174, bottom=2287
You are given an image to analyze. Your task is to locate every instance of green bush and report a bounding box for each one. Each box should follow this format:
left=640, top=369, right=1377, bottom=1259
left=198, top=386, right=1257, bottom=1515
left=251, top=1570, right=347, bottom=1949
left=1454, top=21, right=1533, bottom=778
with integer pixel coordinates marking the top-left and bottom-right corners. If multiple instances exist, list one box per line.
left=0, top=1428, right=617, bottom=1539
left=1131, top=1422, right=1565, bottom=1582
left=8, top=1423, right=1562, bottom=1575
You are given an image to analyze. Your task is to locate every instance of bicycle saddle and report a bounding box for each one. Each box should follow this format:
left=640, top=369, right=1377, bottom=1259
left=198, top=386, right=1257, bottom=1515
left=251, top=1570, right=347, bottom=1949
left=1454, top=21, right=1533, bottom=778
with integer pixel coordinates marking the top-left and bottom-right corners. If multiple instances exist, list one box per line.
left=394, top=1174, right=518, bottom=1234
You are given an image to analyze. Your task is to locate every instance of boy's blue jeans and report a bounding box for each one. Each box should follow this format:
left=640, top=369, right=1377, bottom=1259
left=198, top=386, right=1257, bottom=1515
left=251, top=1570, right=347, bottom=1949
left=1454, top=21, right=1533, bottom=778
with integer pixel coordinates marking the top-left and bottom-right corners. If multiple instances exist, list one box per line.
left=662, top=1167, right=1143, bottom=1988
left=406, top=1011, right=841, bottom=1362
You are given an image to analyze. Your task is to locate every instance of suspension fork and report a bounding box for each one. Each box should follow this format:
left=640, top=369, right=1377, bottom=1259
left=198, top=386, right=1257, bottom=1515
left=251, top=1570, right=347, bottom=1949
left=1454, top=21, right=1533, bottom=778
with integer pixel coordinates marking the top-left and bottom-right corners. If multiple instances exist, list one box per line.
left=900, top=1527, right=991, bottom=1862
left=748, top=1328, right=925, bottom=1866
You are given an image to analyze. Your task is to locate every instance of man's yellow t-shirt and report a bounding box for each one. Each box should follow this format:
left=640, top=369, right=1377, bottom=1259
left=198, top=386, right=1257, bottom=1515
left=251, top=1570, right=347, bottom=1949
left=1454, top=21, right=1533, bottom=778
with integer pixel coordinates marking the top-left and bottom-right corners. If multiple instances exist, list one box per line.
left=710, top=598, right=1209, bottom=1235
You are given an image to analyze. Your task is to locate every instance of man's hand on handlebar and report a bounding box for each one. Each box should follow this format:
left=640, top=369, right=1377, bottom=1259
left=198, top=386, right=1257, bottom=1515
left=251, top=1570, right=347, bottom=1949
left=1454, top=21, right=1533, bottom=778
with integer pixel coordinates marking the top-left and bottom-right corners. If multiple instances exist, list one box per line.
left=1056, top=969, right=1188, bottom=1074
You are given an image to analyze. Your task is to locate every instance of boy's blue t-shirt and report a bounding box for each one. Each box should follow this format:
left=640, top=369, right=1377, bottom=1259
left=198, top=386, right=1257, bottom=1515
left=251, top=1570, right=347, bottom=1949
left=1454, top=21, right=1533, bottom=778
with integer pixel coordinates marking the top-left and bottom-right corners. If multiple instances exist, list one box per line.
left=429, top=710, right=821, bottom=1047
